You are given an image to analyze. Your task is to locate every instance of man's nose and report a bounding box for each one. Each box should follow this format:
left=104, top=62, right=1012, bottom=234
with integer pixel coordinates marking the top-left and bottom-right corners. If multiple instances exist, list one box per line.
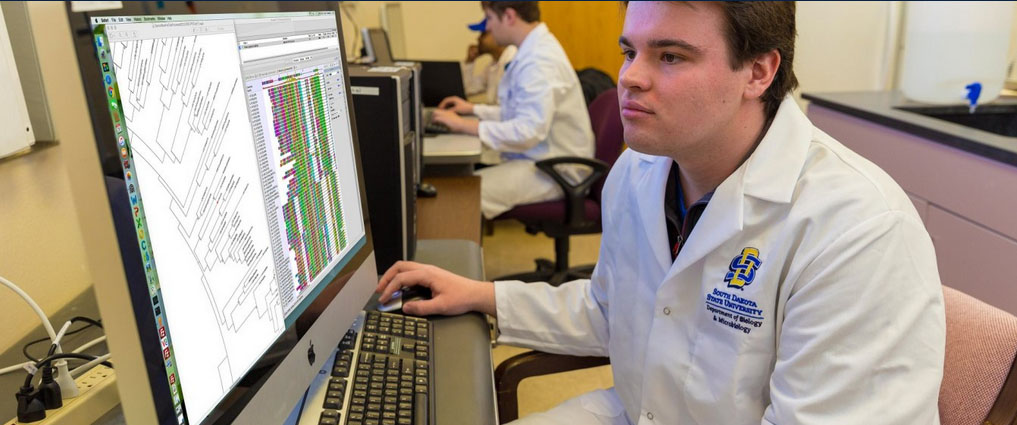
left=619, top=56, right=650, bottom=92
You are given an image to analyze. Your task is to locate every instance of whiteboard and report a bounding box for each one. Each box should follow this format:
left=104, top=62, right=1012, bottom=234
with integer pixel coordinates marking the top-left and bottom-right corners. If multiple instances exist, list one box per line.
left=0, top=7, right=34, bottom=158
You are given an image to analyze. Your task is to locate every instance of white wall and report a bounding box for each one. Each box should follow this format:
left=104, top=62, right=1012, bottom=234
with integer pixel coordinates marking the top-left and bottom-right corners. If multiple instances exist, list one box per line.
left=795, top=2, right=900, bottom=97
left=339, top=1, right=480, bottom=61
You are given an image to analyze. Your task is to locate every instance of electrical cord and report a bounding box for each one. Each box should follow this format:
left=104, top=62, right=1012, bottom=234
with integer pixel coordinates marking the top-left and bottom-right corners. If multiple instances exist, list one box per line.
left=72, top=336, right=107, bottom=354
left=0, top=275, right=57, bottom=343
left=69, top=354, right=112, bottom=379
left=23, top=317, right=103, bottom=361
left=23, top=353, right=113, bottom=389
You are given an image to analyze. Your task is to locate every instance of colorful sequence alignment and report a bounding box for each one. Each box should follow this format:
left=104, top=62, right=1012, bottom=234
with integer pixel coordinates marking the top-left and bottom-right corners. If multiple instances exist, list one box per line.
left=268, top=71, right=348, bottom=292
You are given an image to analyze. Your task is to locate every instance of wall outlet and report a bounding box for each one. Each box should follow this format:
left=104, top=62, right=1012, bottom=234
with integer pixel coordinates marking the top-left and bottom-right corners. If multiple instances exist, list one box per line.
left=7, top=365, right=118, bottom=425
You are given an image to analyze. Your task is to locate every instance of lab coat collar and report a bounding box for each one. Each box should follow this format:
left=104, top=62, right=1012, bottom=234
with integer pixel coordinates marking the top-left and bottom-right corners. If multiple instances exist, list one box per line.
left=515, top=22, right=549, bottom=57
left=741, top=95, right=813, bottom=204
left=654, top=95, right=811, bottom=275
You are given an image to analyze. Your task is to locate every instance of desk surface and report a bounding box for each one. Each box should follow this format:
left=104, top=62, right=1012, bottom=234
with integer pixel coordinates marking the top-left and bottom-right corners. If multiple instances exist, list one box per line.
left=422, top=133, right=482, bottom=164
left=415, top=176, right=482, bottom=245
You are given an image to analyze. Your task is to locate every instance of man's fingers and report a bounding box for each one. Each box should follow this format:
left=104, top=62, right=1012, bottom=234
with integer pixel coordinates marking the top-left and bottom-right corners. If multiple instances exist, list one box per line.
left=379, top=268, right=429, bottom=302
left=402, top=299, right=438, bottom=316
left=377, top=261, right=422, bottom=294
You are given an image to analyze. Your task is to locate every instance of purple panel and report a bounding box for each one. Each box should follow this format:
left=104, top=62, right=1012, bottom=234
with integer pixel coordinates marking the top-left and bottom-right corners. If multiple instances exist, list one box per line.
left=809, top=105, right=1017, bottom=240
left=927, top=205, right=1017, bottom=316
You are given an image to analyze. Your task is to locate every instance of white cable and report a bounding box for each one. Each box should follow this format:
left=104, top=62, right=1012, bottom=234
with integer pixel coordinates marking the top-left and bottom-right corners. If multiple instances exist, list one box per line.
left=69, top=354, right=112, bottom=379
left=53, top=321, right=73, bottom=348
left=0, top=361, right=35, bottom=376
left=72, top=336, right=107, bottom=354
left=0, top=275, right=57, bottom=342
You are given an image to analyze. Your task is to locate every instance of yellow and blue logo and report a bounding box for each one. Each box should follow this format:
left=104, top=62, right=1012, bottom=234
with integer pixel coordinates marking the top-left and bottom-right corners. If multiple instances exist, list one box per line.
left=725, top=247, right=761, bottom=290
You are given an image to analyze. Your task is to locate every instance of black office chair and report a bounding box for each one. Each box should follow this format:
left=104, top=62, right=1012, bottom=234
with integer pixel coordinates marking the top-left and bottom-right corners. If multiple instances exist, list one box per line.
left=492, top=88, right=624, bottom=286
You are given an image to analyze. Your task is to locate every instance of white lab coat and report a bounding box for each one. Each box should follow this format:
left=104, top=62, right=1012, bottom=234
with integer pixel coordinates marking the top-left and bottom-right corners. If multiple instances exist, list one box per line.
left=473, top=23, right=594, bottom=219
left=496, top=96, right=946, bottom=424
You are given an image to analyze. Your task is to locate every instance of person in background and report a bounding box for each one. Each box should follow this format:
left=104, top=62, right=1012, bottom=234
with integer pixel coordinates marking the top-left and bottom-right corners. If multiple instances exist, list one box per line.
left=381, top=2, right=946, bottom=423
left=432, top=1, right=594, bottom=220
left=463, top=23, right=517, bottom=105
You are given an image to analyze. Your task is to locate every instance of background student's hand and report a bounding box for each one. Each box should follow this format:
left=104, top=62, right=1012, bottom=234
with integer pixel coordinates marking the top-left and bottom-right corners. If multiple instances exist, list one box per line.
left=437, top=96, right=474, bottom=115
left=466, top=44, right=480, bottom=63
left=431, top=109, right=479, bottom=135
left=376, top=261, right=496, bottom=317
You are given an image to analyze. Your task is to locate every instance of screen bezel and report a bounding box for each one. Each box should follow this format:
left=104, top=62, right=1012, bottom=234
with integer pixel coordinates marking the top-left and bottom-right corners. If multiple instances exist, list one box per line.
left=85, top=8, right=375, bottom=425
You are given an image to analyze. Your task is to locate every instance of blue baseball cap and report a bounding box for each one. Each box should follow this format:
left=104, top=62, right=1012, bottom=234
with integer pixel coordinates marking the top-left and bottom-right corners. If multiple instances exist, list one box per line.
left=468, top=17, right=487, bottom=32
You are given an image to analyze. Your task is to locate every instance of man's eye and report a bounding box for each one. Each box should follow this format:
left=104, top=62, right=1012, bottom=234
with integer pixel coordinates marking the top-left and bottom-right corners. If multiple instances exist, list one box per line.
left=661, top=53, right=681, bottom=64
left=621, top=49, right=636, bottom=61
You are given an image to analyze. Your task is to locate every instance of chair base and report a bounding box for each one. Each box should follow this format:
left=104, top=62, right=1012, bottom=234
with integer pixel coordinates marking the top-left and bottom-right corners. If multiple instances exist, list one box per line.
left=494, top=259, right=594, bottom=286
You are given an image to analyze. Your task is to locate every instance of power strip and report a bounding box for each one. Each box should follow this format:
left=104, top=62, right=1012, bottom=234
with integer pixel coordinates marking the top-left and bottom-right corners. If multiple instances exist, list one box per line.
left=6, top=365, right=118, bottom=425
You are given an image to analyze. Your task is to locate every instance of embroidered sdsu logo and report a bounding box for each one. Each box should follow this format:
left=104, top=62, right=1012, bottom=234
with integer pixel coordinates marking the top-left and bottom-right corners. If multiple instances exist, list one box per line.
left=725, top=247, right=761, bottom=290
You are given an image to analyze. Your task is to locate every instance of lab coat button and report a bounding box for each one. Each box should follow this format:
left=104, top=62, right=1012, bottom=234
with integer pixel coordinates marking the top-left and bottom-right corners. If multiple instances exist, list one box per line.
left=646, top=412, right=654, bottom=420
left=662, top=307, right=671, bottom=316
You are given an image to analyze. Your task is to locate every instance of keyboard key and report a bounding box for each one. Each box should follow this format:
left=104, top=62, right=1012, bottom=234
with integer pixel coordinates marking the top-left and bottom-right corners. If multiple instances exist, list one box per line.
left=323, top=397, right=341, bottom=409
left=414, top=393, right=427, bottom=425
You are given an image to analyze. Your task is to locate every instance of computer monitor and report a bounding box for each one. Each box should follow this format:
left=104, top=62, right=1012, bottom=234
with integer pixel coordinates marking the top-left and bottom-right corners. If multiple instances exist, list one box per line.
left=360, top=27, right=395, bottom=65
left=417, top=61, right=468, bottom=107
left=84, top=11, right=378, bottom=424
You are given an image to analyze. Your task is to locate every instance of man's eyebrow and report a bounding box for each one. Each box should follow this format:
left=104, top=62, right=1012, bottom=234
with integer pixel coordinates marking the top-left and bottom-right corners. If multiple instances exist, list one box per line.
left=618, top=35, right=703, bottom=55
left=648, top=38, right=703, bottom=54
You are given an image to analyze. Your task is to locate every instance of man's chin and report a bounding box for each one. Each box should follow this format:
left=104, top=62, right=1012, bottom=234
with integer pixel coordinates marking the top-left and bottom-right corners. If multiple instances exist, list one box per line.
left=622, top=129, right=670, bottom=157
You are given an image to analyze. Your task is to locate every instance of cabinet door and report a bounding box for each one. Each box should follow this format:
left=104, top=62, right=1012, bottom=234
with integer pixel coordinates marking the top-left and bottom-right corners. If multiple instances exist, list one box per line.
left=926, top=205, right=1017, bottom=316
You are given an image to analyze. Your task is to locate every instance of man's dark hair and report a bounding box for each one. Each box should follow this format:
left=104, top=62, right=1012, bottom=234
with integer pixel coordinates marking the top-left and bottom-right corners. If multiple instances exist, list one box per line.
left=715, top=2, right=799, bottom=117
left=481, top=1, right=541, bottom=23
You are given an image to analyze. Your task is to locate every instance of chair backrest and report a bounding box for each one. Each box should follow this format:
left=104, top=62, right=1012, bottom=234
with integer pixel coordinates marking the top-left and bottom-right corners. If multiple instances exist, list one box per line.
left=587, top=87, right=624, bottom=203
left=939, top=285, right=1017, bottom=425
left=577, top=67, right=616, bottom=107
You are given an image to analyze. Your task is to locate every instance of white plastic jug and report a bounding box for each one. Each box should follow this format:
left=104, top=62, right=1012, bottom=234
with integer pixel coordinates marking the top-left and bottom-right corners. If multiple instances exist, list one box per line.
left=899, top=1, right=1015, bottom=106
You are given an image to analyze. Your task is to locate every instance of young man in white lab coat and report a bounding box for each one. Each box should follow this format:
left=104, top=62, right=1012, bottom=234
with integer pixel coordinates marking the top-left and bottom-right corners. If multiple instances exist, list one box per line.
left=431, top=1, right=594, bottom=219
left=382, top=2, right=946, bottom=424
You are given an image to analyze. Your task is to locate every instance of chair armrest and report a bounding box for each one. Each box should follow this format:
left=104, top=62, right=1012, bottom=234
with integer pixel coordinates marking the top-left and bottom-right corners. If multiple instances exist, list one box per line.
left=494, top=350, right=610, bottom=423
left=533, top=156, right=610, bottom=225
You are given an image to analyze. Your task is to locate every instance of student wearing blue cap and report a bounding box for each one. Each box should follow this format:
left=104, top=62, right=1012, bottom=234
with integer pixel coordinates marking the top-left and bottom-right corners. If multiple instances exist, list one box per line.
left=432, top=1, right=594, bottom=220
left=463, top=18, right=517, bottom=105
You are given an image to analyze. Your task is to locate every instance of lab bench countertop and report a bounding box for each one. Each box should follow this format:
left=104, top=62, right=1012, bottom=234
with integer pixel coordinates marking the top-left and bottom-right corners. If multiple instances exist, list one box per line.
left=802, top=91, right=1017, bottom=167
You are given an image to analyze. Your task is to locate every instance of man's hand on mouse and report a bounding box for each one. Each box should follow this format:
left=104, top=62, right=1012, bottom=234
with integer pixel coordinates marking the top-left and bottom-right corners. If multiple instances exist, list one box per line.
left=430, top=109, right=479, bottom=135
left=437, top=96, right=473, bottom=115
left=376, top=261, right=496, bottom=317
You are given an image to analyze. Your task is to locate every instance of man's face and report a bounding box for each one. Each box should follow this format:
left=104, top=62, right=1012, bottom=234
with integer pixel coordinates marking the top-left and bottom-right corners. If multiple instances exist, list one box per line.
left=483, top=8, right=511, bottom=46
left=618, top=2, right=753, bottom=158
left=478, top=31, right=499, bottom=54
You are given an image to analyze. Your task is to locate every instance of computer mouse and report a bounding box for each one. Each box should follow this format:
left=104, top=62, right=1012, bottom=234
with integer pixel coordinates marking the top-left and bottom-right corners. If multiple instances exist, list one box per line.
left=400, top=286, right=432, bottom=304
left=417, top=183, right=438, bottom=198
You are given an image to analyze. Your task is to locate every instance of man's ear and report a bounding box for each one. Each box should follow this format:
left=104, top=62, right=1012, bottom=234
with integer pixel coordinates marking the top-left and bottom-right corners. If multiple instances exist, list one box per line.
left=503, top=8, right=519, bottom=26
left=744, top=50, right=780, bottom=100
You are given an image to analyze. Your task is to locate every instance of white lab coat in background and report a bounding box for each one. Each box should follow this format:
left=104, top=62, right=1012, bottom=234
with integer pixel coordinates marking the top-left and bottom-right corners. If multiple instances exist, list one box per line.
left=473, top=23, right=594, bottom=219
left=496, top=96, right=946, bottom=424
left=464, top=45, right=517, bottom=105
